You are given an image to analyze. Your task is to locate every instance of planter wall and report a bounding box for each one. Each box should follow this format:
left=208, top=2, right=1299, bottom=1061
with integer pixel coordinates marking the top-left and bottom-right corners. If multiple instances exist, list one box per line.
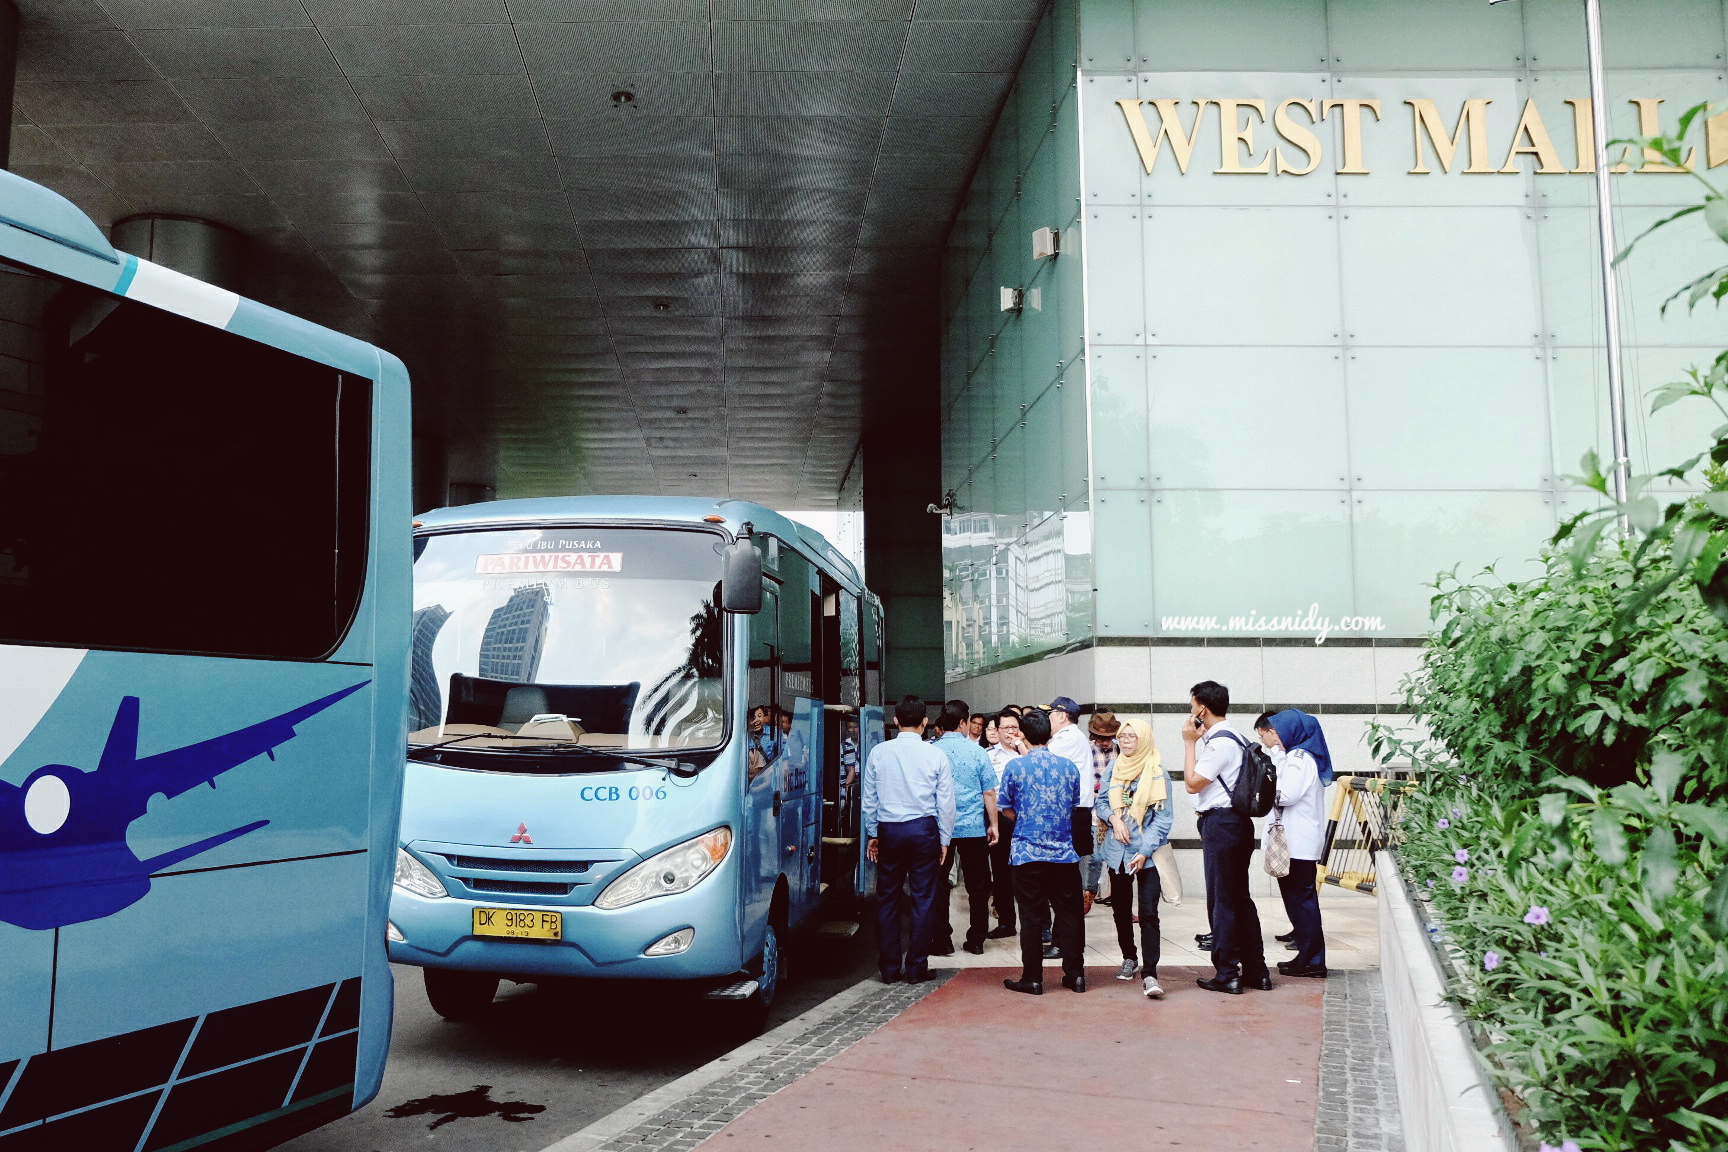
left=1377, top=849, right=1518, bottom=1152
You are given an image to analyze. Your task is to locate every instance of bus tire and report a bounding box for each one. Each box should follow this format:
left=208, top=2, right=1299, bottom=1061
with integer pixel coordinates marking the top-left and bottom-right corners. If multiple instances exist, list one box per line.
left=735, top=908, right=787, bottom=1034
left=424, top=967, right=499, bottom=1021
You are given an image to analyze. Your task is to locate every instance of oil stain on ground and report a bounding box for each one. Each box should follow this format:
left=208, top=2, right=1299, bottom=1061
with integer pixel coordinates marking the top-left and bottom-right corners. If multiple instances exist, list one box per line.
left=384, top=1084, right=547, bottom=1130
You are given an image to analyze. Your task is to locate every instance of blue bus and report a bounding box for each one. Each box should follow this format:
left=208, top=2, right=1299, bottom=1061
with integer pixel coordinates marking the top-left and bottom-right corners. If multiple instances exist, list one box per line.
left=0, top=171, right=411, bottom=1149
left=391, top=498, right=883, bottom=1024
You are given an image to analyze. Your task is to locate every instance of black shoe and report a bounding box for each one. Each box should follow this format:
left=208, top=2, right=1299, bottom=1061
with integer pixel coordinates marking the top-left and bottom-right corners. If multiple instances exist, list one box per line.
left=905, top=968, right=935, bottom=984
left=1196, top=975, right=1243, bottom=995
left=1003, top=978, right=1043, bottom=995
left=880, top=970, right=900, bottom=984
left=1286, top=941, right=1300, bottom=950
left=1278, top=961, right=1329, bottom=978
left=962, top=941, right=985, bottom=955
left=1247, top=974, right=1276, bottom=991
left=1275, top=931, right=1294, bottom=943
left=1061, top=974, right=1087, bottom=993
left=986, top=925, right=1017, bottom=939
left=1095, top=894, right=1114, bottom=906
left=929, top=941, right=955, bottom=957
left=1041, top=944, right=1062, bottom=959
left=1195, top=933, right=1214, bottom=950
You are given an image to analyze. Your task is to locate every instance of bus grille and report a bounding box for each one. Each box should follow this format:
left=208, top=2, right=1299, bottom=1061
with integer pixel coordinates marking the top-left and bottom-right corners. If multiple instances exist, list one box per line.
left=443, top=854, right=592, bottom=874
left=462, top=878, right=574, bottom=896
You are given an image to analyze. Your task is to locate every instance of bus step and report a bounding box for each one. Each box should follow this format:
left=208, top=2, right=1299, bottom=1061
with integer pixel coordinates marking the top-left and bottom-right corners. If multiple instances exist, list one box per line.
left=815, top=920, right=859, bottom=939
left=703, top=979, right=759, bottom=1001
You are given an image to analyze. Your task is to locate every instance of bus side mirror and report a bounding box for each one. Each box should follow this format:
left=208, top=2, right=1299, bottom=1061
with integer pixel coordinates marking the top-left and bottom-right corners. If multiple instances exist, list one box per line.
left=721, top=539, right=763, bottom=614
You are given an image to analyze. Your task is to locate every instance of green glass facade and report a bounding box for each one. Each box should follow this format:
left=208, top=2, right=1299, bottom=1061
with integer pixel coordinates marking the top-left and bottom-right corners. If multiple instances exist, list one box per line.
left=944, top=0, right=1728, bottom=739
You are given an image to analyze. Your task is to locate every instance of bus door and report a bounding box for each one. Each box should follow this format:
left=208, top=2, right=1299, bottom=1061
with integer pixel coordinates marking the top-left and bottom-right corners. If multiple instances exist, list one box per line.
left=743, top=582, right=781, bottom=936
left=856, top=598, right=886, bottom=898
left=819, top=586, right=861, bottom=905
left=768, top=548, right=819, bottom=928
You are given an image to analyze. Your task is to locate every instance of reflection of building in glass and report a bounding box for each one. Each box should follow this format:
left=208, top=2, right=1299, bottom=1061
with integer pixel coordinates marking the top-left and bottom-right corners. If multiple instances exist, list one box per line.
left=409, top=604, right=451, bottom=731
left=478, top=584, right=551, bottom=683
left=944, top=511, right=1078, bottom=681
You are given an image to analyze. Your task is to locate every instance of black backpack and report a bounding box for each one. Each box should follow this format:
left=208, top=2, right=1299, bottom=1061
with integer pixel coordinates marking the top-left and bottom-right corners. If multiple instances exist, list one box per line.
left=1212, top=730, right=1277, bottom=818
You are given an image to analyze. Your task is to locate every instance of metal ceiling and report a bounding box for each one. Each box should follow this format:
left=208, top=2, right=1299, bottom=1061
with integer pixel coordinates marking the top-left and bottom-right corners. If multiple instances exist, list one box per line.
left=6, top=0, right=1043, bottom=507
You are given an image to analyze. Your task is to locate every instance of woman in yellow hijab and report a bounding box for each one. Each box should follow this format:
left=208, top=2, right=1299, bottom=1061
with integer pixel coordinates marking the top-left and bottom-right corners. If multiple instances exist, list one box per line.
left=1098, top=719, right=1174, bottom=999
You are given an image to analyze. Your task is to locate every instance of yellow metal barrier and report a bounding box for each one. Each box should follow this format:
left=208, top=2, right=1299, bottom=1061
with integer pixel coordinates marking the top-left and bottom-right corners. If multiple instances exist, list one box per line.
left=1317, top=774, right=1418, bottom=895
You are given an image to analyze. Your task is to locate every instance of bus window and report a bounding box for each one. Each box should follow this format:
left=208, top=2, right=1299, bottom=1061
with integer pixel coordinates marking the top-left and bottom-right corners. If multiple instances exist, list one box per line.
left=409, top=526, right=727, bottom=756
left=839, top=590, right=860, bottom=709
left=863, top=598, right=884, bottom=707
left=747, top=583, right=779, bottom=781
left=0, top=262, right=370, bottom=658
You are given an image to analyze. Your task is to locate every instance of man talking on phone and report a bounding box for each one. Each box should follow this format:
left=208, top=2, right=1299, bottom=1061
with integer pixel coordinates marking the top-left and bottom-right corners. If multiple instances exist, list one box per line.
left=1182, top=680, right=1272, bottom=995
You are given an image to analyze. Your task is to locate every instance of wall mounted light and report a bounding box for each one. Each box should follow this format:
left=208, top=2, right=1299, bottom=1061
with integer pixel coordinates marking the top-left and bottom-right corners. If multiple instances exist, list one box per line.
left=999, top=286, right=1022, bottom=313
left=1031, top=227, right=1060, bottom=260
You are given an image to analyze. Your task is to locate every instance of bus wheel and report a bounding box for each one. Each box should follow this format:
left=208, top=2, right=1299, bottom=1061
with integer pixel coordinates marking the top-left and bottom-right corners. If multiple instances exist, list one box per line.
left=734, top=920, right=782, bottom=1033
left=424, top=968, right=499, bottom=1021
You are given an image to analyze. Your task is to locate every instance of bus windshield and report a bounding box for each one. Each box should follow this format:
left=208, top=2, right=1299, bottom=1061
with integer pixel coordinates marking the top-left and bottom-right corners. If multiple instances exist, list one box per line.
left=410, top=526, right=727, bottom=754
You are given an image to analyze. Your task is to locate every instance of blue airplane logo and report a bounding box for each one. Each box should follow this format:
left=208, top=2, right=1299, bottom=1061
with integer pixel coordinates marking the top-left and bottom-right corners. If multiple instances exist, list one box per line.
left=0, top=682, right=368, bottom=931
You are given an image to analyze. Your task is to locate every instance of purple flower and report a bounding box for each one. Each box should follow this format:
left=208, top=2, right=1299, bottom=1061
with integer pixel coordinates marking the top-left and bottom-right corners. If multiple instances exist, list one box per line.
left=1452, top=806, right=1462, bottom=818
left=1426, top=879, right=1436, bottom=889
left=1454, top=848, right=1470, bottom=863
left=1437, top=818, right=1451, bottom=830
left=1452, top=866, right=1469, bottom=884
left=1539, top=1143, right=1581, bottom=1152
left=1538, top=951, right=1548, bottom=959
left=1524, top=906, right=1551, bottom=927
left=1483, top=951, right=1501, bottom=971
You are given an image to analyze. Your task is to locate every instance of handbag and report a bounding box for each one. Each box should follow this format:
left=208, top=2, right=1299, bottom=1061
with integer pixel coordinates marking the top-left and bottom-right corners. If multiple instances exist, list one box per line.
left=1263, top=820, right=1292, bottom=878
left=1151, top=842, right=1183, bottom=905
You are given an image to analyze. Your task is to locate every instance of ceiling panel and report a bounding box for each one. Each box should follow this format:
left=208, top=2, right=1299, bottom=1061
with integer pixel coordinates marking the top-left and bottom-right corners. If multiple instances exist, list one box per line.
left=9, top=0, right=1045, bottom=508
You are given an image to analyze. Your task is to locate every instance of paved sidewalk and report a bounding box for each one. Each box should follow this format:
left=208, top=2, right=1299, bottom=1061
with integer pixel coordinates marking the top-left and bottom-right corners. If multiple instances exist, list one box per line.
left=698, top=966, right=1326, bottom=1152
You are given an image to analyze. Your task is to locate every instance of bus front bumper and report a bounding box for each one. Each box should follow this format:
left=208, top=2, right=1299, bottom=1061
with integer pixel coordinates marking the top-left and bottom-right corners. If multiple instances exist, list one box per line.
left=386, top=885, right=746, bottom=982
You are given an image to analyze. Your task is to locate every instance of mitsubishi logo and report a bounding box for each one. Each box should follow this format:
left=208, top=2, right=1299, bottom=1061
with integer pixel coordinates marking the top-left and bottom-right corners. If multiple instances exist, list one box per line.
left=510, top=823, right=532, bottom=844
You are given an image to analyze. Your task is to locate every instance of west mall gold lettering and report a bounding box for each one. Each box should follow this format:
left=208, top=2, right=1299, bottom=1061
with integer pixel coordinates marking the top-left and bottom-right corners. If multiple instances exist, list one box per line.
left=1119, top=96, right=1727, bottom=176
left=1407, top=98, right=1495, bottom=174
left=1214, top=99, right=1272, bottom=174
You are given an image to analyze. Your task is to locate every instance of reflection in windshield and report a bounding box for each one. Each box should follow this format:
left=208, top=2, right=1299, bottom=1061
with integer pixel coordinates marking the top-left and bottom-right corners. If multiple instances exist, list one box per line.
left=410, top=528, right=727, bottom=752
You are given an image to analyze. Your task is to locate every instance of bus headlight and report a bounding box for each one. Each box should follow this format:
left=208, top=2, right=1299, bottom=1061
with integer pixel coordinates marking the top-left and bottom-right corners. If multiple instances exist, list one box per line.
left=596, top=827, right=731, bottom=910
left=395, top=847, right=449, bottom=899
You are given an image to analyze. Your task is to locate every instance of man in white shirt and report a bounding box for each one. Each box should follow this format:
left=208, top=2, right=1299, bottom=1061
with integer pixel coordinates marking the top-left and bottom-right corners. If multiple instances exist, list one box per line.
left=863, top=695, right=956, bottom=985
left=1182, top=680, right=1271, bottom=995
left=1257, top=710, right=1329, bottom=978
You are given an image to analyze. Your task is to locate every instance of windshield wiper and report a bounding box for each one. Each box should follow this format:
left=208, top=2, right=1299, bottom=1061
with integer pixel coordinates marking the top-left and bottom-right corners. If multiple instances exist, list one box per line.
left=559, top=746, right=699, bottom=774
left=406, top=733, right=571, bottom=760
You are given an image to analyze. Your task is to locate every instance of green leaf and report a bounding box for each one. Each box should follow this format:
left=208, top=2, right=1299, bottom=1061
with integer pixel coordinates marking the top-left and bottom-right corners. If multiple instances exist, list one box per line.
left=1539, top=791, right=1568, bottom=827
left=1706, top=197, right=1728, bottom=245
left=1705, top=492, right=1728, bottom=517
left=1615, top=202, right=1705, bottom=264
left=1651, top=749, right=1685, bottom=805
left=1593, top=807, right=1629, bottom=865
left=1674, top=803, right=1728, bottom=844
left=1706, top=868, right=1728, bottom=940
left=1643, top=825, right=1679, bottom=902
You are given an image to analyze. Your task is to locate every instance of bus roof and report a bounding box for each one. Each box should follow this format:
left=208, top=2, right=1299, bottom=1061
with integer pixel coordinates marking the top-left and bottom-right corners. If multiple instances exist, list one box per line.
left=414, top=495, right=863, bottom=593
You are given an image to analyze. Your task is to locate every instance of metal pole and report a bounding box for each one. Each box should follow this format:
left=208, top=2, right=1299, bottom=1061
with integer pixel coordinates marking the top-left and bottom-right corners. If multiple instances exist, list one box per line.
left=1583, top=0, right=1634, bottom=531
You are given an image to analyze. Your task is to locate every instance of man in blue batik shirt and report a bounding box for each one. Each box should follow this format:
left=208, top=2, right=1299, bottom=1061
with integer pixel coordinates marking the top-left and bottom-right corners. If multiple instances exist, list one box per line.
left=930, top=701, right=999, bottom=955
left=997, top=708, right=1086, bottom=995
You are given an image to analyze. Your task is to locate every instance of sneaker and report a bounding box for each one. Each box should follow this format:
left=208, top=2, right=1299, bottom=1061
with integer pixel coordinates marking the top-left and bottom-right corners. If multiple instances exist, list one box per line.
left=1142, top=976, right=1165, bottom=999
left=1115, top=959, right=1139, bottom=981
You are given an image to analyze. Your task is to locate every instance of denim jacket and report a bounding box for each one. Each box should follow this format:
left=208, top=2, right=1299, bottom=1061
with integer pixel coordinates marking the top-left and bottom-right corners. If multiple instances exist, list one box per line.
left=1095, top=772, right=1175, bottom=872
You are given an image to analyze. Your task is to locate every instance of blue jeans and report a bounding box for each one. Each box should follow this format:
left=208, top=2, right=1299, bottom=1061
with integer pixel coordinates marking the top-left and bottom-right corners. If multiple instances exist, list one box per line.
left=875, top=816, right=942, bottom=978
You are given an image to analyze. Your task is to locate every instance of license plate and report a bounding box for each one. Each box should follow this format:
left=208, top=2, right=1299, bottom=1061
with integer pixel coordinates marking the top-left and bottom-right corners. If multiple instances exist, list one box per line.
left=472, top=907, right=561, bottom=940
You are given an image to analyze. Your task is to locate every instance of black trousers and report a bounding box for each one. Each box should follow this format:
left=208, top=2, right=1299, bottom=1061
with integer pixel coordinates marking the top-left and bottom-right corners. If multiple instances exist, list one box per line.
left=1199, top=808, right=1267, bottom=980
left=875, top=816, right=942, bottom=979
left=1109, top=866, right=1161, bottom=975
left=1277, top=858, right=1326, bottom=968
left=1012, top=861, right=1084, bottom=983
left=934, top=835, right=994, bottom=947
left=989, top=812, right=1016, bottom=927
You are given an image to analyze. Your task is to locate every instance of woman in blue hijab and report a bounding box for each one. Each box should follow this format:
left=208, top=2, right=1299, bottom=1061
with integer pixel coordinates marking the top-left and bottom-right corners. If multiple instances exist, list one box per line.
left=1268, top=709, right=1334, bottom=786
left=1256, top=708, right=1331, bottom=977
